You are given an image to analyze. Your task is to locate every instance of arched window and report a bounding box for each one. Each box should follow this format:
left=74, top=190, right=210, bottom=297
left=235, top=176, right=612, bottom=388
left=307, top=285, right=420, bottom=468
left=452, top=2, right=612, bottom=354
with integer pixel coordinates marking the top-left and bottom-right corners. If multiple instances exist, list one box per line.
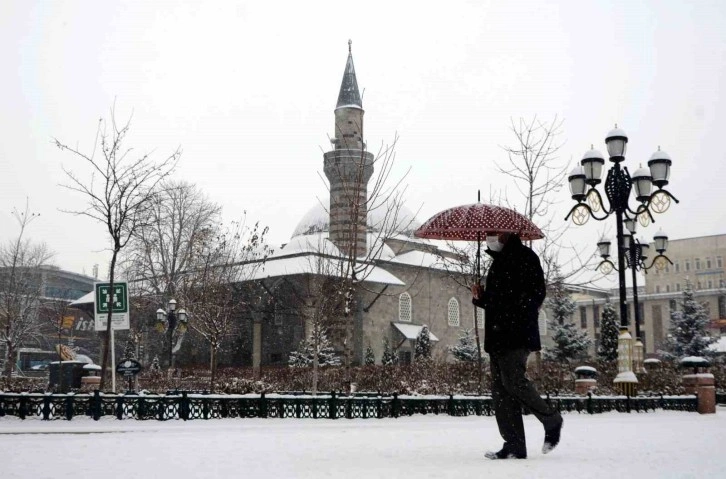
left=473, top=306, right=484, bottom=329
left=447, top=298, right=460, bottom=327
left=399, top=292, right=412, bottom=322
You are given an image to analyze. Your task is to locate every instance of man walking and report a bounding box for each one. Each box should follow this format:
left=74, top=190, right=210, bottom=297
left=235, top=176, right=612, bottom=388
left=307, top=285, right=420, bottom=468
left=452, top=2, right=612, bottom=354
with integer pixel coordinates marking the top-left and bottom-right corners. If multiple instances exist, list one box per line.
left=471, top=232, right=563, bottom=459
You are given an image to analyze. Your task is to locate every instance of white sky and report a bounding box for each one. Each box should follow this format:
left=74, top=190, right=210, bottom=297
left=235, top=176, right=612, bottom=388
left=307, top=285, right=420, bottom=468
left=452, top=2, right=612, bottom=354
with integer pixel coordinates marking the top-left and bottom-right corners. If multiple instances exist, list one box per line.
left=2, top=0, right=725, bottom=288
left=2, top=411, right=725, bottom=478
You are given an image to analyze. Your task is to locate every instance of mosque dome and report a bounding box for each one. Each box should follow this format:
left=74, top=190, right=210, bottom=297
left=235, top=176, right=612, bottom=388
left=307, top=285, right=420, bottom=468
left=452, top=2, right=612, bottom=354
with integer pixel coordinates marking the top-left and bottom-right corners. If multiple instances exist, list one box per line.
left=291, top=202, right=421, bottom=238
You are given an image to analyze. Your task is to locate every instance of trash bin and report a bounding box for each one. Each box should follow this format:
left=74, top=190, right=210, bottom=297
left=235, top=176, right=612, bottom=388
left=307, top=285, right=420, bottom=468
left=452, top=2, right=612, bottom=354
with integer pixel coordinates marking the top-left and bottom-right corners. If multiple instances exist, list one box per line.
left=48, top=361, right=87, bottom=392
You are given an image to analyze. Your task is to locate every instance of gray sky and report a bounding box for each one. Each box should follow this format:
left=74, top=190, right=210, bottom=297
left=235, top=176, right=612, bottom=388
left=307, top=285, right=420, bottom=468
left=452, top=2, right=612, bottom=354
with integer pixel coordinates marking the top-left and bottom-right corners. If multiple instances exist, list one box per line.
left=2, top=0, right=725, bottom=289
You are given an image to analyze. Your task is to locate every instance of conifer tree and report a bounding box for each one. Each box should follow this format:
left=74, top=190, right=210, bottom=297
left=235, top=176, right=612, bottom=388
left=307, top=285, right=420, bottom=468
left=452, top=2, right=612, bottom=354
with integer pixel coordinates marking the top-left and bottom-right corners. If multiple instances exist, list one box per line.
left=150, top=355, right=161, bottom=371
left=544, top=271, right=592, bottom=362
left=597, top=301, right=620, bottom=362
left=288, top=328, right=341, bottom=368
left=661, top=283, right=716, bottom=359
left=123, top=338, right=136, bottom=360
left=381, top=338, right=396, bottom=365
left=364, top=345, right=375, bottom=365
left=449, top=329, right=479, bottom=362
left=414, top=325, right=432, bottom=361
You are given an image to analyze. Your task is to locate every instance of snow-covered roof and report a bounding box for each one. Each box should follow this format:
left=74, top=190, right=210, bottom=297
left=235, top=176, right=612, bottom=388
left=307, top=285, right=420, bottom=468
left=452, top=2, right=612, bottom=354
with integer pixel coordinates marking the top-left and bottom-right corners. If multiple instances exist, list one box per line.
left=386, top=250, right=445, bottom=269
left=680, top=356, right=710, bottom=364
left=708, top=336, right=726, bottom=353
left=574, top=366, right=597, bottom=373
left=70, top=291, right=94, bottom=306
left=249, top=253, right=405, bottom=286
left=392, top=322, right=439, bottom=342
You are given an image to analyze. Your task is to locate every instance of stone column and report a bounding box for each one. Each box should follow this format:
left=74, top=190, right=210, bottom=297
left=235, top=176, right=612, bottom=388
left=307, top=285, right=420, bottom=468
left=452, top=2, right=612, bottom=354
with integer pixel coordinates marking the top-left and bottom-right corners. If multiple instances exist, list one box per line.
left=252, top=312, right=263, bottom=377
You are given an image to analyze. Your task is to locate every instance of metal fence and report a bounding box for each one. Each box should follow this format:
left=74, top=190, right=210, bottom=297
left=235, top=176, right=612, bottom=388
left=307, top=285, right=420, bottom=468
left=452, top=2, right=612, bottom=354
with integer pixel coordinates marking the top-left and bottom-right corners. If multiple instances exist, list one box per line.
left=0, top=391, right=698, bottom=421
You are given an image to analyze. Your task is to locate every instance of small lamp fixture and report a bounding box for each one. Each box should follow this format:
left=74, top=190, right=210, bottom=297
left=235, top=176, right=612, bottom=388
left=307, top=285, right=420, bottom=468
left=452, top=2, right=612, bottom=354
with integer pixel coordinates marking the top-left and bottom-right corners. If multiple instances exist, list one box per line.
left=155, top=308, right=167, bottom=332
left=568, top=166, right=587, bottom=202
left=647, top=147, right=672, bottom=188
left=631, top=166, right=653, bottom=203
left=597, top=238, right=611, bottom=259
left=177, top=309, right=188, bottom=333
left=605, top=125, right=628, bottom=161
left=581, top=146, right=605, bottom=186
left=168, top=299, right=177, bottom=312
left=624, top=217, right=637, bottom=235
left=654, top=229, right=668, bottom=253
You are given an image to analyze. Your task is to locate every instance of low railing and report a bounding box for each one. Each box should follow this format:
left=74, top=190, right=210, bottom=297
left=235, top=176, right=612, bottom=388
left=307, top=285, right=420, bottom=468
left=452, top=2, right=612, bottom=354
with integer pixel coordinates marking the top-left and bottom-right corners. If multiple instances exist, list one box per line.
left=0, top=391, right=697, bottom=421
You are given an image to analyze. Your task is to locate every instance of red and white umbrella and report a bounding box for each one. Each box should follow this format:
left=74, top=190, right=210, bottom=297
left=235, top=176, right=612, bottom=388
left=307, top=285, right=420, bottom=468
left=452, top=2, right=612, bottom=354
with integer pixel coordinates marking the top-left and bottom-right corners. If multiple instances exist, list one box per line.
left=413, top=203, right=544, bottom=242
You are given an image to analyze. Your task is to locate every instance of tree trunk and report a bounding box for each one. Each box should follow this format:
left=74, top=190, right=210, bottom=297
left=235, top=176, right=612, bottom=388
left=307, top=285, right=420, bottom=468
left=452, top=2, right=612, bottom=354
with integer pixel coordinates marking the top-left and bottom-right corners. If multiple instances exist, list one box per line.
left=3, top=339, right=15, bottom=384
left=99, top=247, right=119, bottom=390
left=210, top=344, right=217, bottom=393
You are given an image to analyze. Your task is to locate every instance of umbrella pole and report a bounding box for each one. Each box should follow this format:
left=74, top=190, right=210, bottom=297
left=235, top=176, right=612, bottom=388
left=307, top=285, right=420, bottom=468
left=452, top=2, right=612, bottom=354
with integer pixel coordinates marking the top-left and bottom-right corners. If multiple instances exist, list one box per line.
left=473, top=231, right=484, bottom=395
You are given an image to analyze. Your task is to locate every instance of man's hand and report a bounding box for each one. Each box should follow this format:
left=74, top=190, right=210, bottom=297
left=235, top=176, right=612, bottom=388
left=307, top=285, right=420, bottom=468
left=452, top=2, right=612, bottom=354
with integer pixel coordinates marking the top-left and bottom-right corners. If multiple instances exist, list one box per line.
left=471, top=283, right=483, bottom=300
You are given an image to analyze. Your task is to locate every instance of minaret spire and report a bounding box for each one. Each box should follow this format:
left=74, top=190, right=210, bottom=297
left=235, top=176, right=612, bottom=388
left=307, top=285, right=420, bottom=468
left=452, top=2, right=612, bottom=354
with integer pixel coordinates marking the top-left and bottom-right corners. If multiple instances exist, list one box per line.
left=336, top=40, right=362, bottom=109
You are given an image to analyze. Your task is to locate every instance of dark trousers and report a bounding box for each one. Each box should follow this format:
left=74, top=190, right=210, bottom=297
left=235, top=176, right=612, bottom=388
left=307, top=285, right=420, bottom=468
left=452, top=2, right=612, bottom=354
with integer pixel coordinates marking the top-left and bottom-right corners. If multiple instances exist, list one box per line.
left=490, top=349, right=560, bottom=454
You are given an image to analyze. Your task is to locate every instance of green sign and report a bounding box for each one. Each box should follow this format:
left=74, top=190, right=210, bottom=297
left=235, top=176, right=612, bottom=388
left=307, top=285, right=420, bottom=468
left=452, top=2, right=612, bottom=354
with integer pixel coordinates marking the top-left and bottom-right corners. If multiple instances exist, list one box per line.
left=94, top=282, right=130, bottom=331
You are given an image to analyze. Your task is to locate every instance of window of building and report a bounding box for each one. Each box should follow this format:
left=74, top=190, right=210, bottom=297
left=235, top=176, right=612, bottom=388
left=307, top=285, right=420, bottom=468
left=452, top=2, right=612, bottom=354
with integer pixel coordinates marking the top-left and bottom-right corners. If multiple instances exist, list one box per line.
left=474, top=307, right=485, bottom=329
left=669, top=299, right=677, bottom=312
left=665, top=263, right=670, bottom=273
left=674, top=262, right=679, bottom=273
left=707, top=257, right=712, bottom=269
left=697, top=281, right=702, bottom=290
left=718, top=256, right=724, bottom=268
left=593, top=305, right=600, bottom=329
left=398, top=351, right=412, bottom=364
left=676, top=283, right=681, bottom=292
left=447, top=298, right=460, bottom=327
left=655, top=285, right=660, bottom=293
left=685, top=260, right=691, bottom=272
left=719, top=295, right=726, bottom=318
left=399, top=293, right=412, bottom=322
left=666, top=284, right=670, bottom=293
left=579, top=306, right=587, bottom=329
left=696, top=258, right=701, bottom=270
left=652, top=305, right=663, bottom=343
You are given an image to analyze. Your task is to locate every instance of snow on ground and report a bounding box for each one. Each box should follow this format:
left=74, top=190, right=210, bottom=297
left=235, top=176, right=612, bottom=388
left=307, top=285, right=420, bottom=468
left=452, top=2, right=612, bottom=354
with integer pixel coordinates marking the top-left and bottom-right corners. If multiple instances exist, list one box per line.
left=2, top=410, right=725, bottom=479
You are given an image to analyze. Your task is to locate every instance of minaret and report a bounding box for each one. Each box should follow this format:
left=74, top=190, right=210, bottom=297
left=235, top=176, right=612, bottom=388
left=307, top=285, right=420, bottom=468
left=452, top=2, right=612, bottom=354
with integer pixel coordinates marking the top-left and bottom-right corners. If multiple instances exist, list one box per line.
left=324, top=40, right=374, bottom=258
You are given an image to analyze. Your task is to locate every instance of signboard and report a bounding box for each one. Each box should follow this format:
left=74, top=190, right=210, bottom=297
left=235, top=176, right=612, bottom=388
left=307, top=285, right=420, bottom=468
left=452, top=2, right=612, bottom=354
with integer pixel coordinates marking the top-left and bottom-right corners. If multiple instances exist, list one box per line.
left=116, top=358, right=143, bottom=377
left=94, top=282, right=130, bottom=331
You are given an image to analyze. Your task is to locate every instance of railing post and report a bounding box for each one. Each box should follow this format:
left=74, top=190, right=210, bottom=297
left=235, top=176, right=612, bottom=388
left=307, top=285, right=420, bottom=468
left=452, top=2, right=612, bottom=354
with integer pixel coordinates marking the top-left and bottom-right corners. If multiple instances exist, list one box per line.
left=92, top=390, right=101, bottom=421
left=587, top=392, right=593, bottom=415
left=0, top=394, right=5, bottom=417
left=158, top=397, right=165, bottom=421
left=181, top=391, right=189, bottom=421
left=392, top=393, right=399, bottom=419
left=264, top=391, right=267, bottom=417
left=42, top=395, right=51, bottom=420
left=376, top=395, right=382, bottom=419
left=448, top=394, right=454, bottom=416
left=329, top=391, right=337, bottom=420
left=202, top=397, right=210, bottom=420
left=65, top=395, right=74, bottom=421
left=116, top=396, right=124, bottom=420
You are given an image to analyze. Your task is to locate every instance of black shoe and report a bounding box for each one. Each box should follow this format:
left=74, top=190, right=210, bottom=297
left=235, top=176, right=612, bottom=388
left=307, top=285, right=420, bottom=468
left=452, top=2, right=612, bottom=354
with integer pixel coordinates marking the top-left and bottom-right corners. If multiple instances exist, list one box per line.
left=542, top=414, right=563, bottom=454
left=485, top=448, right=527, bottom=460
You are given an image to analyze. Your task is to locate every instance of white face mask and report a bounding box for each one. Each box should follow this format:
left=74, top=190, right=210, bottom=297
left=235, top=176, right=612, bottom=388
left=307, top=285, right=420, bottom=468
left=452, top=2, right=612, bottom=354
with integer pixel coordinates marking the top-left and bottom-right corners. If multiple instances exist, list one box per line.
left=486, top=236, right=503, bottom=252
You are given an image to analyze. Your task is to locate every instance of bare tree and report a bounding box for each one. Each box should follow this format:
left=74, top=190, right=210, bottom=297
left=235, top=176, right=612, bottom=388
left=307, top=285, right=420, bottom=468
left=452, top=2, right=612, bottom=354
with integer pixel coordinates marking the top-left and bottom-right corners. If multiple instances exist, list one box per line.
left=121, top=180, right=222, bottom=297
left=0, top=201, right=53, bottom=384
left=496, top=115, right=599, bottom=284
left=181, top=217, right=271, bottom=391
left=55, top=108, right=180, bottom=389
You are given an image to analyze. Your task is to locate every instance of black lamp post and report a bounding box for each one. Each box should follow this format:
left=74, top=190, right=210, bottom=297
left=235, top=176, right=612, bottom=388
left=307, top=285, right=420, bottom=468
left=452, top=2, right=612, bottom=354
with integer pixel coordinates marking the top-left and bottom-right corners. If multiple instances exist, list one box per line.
left=156, top=299, right=188, bottom=369
left=596, top=227, right=673, bottom=372
left=565, top=126, right=678, bottom=394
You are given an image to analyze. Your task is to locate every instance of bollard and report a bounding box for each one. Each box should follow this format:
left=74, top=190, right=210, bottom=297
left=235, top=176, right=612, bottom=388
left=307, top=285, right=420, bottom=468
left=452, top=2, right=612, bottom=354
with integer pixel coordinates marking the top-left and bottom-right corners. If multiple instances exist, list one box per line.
left=680, top=357, right=716, bottom=414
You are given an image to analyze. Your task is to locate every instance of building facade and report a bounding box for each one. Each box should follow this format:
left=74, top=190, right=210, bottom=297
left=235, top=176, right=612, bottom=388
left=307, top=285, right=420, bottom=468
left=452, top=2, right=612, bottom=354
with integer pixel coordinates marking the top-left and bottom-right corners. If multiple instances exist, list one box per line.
left=572, top=234, right=726, bottom=356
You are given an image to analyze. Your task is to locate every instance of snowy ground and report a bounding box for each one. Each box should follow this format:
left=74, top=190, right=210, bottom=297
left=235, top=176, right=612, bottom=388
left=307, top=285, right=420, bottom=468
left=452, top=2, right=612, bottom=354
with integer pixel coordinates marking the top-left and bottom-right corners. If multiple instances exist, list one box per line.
left=2, top=409, right=725, bottom=479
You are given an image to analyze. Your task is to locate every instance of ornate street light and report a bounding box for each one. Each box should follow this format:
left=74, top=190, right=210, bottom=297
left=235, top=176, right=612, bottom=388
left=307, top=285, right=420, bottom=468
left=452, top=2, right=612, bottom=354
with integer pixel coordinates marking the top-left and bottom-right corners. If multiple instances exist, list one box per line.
left=156, top=299, right=189, bottom=369
left=566, top=125, right=679, bottom=395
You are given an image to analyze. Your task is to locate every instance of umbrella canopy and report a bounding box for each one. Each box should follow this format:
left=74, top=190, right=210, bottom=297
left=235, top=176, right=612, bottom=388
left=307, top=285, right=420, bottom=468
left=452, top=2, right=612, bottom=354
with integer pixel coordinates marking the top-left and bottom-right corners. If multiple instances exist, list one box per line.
left=414, top=203, right=544, bottom=241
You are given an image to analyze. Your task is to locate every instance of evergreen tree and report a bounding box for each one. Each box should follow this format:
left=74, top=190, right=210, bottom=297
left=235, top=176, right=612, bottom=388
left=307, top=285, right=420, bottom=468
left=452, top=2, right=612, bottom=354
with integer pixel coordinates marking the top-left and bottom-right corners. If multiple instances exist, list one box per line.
left=381, top=338, right=397, bottom=365
left=661, top=283, right=716, bottom=359
left=544, top=271, right=592, bottom=362
left=288, top=328, right=341, bottom=368
left=150, top=355, right=160, bottom=371
left=364, top=345, right=375, bottom=365
left=597, top=301, right=620, bottom=362
left=414, top=325, right=432, bottom=361
left=449, top=329, right=479, bottom=362
left=123, top=338, right=136, bottom=360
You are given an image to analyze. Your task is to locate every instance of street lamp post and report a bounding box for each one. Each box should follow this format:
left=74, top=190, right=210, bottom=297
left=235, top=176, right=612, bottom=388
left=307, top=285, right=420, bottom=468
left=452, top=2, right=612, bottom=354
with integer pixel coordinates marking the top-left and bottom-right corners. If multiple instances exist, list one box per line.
left=565, top=126, right=678, bottom=394
left=596, top=228, right=673, bottom=373
left=156, top=299, right=188, bottom=369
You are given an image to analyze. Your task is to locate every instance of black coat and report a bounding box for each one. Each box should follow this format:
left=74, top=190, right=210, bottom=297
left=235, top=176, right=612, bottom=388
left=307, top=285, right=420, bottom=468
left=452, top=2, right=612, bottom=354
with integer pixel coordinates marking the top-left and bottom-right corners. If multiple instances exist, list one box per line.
left=472, top=236, right=546, bottom=353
